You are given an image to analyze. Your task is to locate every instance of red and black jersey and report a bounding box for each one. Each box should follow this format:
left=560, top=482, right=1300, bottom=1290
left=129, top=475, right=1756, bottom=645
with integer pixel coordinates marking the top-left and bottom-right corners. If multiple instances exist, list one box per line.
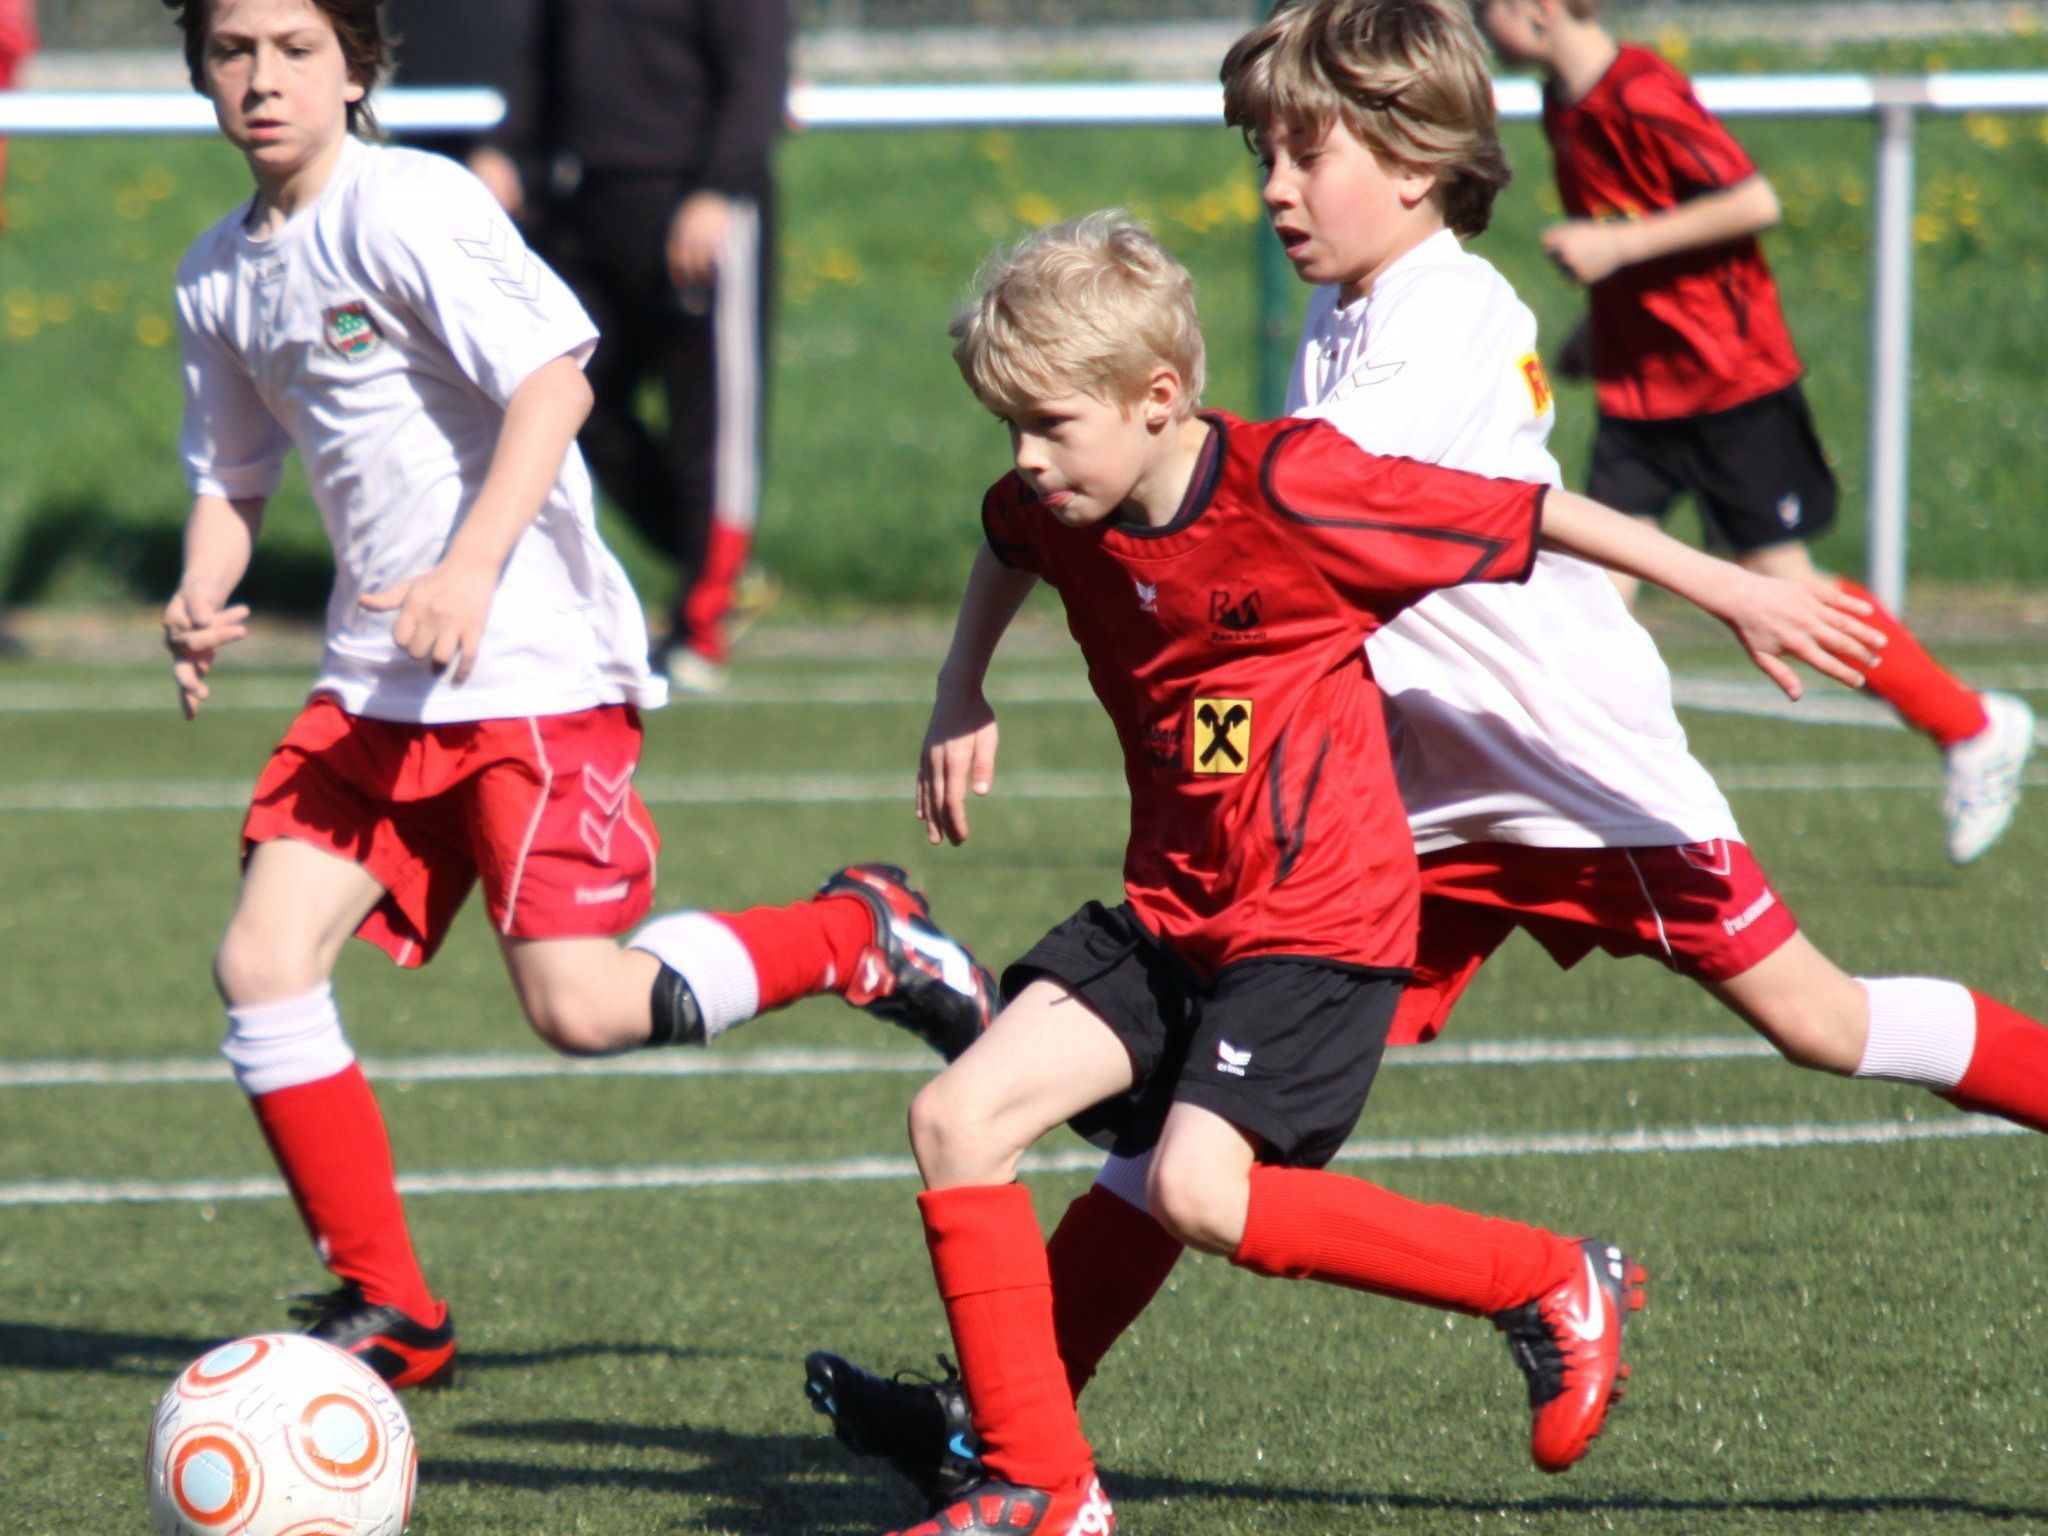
left=1544, top=45, right=1802, bottom=421
left=982, top=411, right=1542, bottom=977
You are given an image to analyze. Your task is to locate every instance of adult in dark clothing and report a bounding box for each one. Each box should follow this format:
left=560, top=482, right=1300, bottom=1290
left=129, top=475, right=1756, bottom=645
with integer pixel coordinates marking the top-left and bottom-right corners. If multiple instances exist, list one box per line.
left=509, top=0, right=791, bottom=693
left=383, top=0, right=535, bottom=211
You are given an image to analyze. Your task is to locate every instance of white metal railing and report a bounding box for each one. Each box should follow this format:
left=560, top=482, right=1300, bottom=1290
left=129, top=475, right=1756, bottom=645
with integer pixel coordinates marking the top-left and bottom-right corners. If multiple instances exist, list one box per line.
left=11, top=73, right=2048, bottom=608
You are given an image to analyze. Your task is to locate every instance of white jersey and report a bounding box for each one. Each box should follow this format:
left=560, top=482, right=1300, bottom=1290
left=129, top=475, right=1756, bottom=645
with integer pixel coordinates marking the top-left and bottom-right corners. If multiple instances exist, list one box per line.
left=1291, top=229, right=1738, bottom=851
left=175, top=138, right=665, bottom=724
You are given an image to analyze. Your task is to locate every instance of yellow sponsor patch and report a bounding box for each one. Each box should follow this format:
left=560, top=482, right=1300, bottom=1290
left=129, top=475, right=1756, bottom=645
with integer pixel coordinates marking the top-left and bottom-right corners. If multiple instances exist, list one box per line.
left=1192, top=697, right=1253, bottom=775
left=1518, top=351, right=1554, bottom=417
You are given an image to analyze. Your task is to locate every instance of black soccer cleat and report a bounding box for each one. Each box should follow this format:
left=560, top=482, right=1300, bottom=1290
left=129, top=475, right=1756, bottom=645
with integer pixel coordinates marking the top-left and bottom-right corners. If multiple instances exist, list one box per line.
left=806, top=1350, right=985, bottom=1511
left=290, top=1281, right=457, bottom=1390
left=819, top=864, right=997, bottom=1062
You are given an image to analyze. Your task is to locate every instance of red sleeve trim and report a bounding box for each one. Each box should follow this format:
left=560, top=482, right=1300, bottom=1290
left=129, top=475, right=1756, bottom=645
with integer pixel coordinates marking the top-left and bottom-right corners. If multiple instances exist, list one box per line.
left=1258, top=425, right=1534, bottom=585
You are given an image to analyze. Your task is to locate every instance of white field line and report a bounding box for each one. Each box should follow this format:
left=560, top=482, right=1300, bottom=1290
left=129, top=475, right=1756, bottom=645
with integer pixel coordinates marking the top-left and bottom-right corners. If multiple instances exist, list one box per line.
left=0, top=673, right=1096, bottom=715
left=0, top=1032, right=1786, bottom=1090
left=0, top=1112, right=2020, bottom=1209
left=4, top=667, right=2042, bottom=721
left=5, top=760, right=2045, bottom=814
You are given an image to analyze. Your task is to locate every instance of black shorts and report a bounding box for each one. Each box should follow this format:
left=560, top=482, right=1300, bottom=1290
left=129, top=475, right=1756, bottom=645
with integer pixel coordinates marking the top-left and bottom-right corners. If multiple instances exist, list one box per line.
left=1586, top=382, right=1838, bottom=554
left=1002, top=901, right=1403, bottom=1169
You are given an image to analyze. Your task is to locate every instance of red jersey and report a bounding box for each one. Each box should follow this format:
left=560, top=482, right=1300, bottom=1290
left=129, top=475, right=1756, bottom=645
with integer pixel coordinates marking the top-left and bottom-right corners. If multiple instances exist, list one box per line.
left=1544, top=45, right=1802, bottom=421
left=982, top=412, right=1542, bottom=977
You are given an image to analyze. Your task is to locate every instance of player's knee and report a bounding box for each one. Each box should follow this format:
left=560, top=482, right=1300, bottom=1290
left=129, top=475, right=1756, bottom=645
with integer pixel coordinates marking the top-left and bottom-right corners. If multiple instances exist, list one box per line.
left=1145, top=1154, right=1245, bottom=1257
left=520, top=986, right=635, bottom=1057
left=907, top=1075, right=1017, bottom=1185
left=213, top=922, right=324, bottom=1009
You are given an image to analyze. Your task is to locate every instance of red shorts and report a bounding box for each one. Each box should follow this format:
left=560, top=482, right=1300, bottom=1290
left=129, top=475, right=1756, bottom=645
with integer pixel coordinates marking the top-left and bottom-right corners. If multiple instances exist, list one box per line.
left=242, top=697, right=660, bottom=967
left=1392, top=839, right=1798, bottom=1045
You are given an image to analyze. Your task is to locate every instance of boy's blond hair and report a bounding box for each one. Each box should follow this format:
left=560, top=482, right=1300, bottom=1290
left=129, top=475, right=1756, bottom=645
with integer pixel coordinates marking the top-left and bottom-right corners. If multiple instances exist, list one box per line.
left=1221, top=0, right=1511, bottom=238
left=950, top=211, right=1206, bottom=421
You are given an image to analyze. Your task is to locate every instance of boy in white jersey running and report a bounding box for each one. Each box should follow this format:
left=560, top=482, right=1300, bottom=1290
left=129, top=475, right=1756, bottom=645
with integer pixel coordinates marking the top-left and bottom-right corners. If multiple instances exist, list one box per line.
left=160, top=0, right=994, bottom=1391
left=804, top=0, right=2048, bottom=1509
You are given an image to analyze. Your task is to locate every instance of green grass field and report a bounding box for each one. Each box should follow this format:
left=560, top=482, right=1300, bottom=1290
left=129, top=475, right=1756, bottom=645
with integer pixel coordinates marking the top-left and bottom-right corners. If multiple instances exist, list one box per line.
left=2, top=627, right=2046, bottom=1534
left=6, top=32, right=2048, bottom=612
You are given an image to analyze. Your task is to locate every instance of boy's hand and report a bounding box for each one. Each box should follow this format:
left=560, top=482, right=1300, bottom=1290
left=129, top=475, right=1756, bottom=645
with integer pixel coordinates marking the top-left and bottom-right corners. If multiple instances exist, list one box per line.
left=1542, top=220, right=1632, bottom=287
left=359, top=557, right=497, bottom=684
left=1716, top=572, right=1885, bottom=700
left=162, top=589, right=251, bottom=720
left=917, top=686, right=999, bottom=847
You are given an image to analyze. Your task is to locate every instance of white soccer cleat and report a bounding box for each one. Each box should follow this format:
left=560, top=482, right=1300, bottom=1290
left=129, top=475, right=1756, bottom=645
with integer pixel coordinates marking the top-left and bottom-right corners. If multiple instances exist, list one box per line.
left=1942, top=691, right=2036, bottom=865
left=665, top=645, right=729, bottom=696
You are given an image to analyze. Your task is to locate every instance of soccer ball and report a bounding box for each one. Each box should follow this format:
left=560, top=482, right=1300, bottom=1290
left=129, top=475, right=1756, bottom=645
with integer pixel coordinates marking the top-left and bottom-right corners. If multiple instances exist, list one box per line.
left=144, top=1333, right=416, bottom=1536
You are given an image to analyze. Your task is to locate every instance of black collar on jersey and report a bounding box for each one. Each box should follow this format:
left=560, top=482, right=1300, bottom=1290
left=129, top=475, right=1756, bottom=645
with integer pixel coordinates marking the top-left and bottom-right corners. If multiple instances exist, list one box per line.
left=1114, top=414, right=1226, bottom=540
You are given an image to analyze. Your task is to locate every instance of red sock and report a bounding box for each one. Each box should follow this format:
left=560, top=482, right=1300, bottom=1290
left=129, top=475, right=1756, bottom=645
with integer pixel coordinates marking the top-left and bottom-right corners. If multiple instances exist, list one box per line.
left=713, top=895, right=870, bottom=1009
left=921, top=1184, right=1094, bottom=1491
left=1047, top=1184, right=1185, bottom=1400
left=1232, top=1165, right=1574, bottom=1315
left=1946, top=992, right=2048, bottom=1133
left=250, top=1065, right=440, bottom=1323
left=681, top=524, right=753, bottom=663
left=1836, top=579, right=1988, bottom=747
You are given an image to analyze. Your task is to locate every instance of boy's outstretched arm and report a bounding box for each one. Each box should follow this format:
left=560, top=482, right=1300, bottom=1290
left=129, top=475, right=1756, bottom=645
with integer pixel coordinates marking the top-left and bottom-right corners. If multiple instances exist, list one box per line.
left=359, top=353, right=593, bottom=683
left=164, top=494, right=262, bottom=720
left=1543, top=174, right=1780, bottom=286
left=1538, top=488, right=1884, bottom=699
left=919, top=545, right=1037, bottom=847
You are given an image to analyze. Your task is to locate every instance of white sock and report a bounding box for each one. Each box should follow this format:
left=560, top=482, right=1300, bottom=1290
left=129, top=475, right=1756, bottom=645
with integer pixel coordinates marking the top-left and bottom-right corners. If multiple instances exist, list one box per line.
left=1095, top=1150, right=1154, bottom=1213
left=628, top=912, right=761, bottom=1042
left=221, top=984, right=354, bottom=1096
left=1853, top=976, right=1976, bottom=1090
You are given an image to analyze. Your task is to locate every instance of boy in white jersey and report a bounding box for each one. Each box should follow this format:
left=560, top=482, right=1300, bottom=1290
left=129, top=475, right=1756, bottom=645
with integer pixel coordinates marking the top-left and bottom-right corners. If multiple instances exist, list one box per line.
left=160, top=0, right=995, bottom=1390
left=804, top=0, right=2048, bottom=1508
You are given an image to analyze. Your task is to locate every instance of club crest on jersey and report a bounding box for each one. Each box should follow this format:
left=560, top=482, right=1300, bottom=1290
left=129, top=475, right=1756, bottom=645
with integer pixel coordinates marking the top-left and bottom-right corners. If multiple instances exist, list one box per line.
left=1193, top=696, right=1252, bottom=775
left=1134, top=579, right=1159, bottom=614
left=1210, top=587, right=1264, bottom=640
left=1518, top=352, right=1554, bottom=417
left=323, top=301, right=382, bottom=362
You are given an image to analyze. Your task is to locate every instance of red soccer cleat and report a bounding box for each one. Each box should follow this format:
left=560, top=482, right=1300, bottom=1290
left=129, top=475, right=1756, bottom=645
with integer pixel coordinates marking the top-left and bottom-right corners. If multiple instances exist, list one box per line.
left=884, top=1472, right=1114, bottom=1536
left=1490, top=1238, right=1645, bottom=1473
left=820, top=864, right=997, bottom=1062
left=290, top=1282, right=457, bottom=1390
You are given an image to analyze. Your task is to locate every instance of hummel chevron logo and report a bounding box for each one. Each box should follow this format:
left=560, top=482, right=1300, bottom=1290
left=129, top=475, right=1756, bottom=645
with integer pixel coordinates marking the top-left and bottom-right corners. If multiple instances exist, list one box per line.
left=453, top=220, right=543, bottom=306
left=578, top=761, right=634, bottom=861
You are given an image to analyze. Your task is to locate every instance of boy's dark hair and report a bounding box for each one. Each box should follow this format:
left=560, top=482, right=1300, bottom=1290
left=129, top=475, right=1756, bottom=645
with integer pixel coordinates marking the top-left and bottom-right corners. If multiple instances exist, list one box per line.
left=162, top=0, right=391, bottom=136
left=1223, top=0, right=1512, bottom=238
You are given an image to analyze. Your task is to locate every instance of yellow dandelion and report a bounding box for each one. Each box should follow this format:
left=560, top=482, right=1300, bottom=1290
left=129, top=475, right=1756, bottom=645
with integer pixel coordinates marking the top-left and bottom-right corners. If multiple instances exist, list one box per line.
left=1227, top=179, right=1261, bottom=221
left=979, top=132, right=1013, bottom=165
left=1012, top=191, right=1060, bottom=226
left=136, top=313, right=173, bottom=347
left=90, top=282, right=124, bottom=314
left=8, top=313, right=38, bottom=341
left=140, top=167, right=179, bottom=200
left=1958, top=204, right=1982, bottom=229
left=1913, top=212, right=1945, bottom=245
left=817, top=248, right=865, bottom=284
left=1654, top=27, right=1690, bottom=64
left=5, top=288, right=36, bottom=321
left=41, top=293, right=76, bottom=324
left=1838, top=177, right=1865, bottom=208
left=115, top=188, right=151, bottom=221
left=1964, top=113, right=2010, bottom=150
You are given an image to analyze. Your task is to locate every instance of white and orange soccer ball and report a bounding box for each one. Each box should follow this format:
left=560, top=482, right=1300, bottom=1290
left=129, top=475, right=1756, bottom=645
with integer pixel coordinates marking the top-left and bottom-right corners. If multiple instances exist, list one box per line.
left=144, top=1333, right=416, bottom=1536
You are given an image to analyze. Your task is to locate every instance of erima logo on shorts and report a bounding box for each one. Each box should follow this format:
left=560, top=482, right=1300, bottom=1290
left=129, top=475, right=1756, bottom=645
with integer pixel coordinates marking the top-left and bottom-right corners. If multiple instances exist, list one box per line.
left=323, top=301, right=382, bottom=361
left=1723, top=888, right=1778, bottom=936
left=575, top=881, right=630, bottom=905
left=1216, top=1040, right=1252, bottom=1077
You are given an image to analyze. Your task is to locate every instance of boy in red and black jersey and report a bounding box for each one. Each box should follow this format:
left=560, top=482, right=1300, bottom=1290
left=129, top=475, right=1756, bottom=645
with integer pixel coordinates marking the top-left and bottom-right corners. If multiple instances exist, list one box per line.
left=1478, top=0, right=2035, bottom=865
left=864, top=212, right=1867, bottom=1536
